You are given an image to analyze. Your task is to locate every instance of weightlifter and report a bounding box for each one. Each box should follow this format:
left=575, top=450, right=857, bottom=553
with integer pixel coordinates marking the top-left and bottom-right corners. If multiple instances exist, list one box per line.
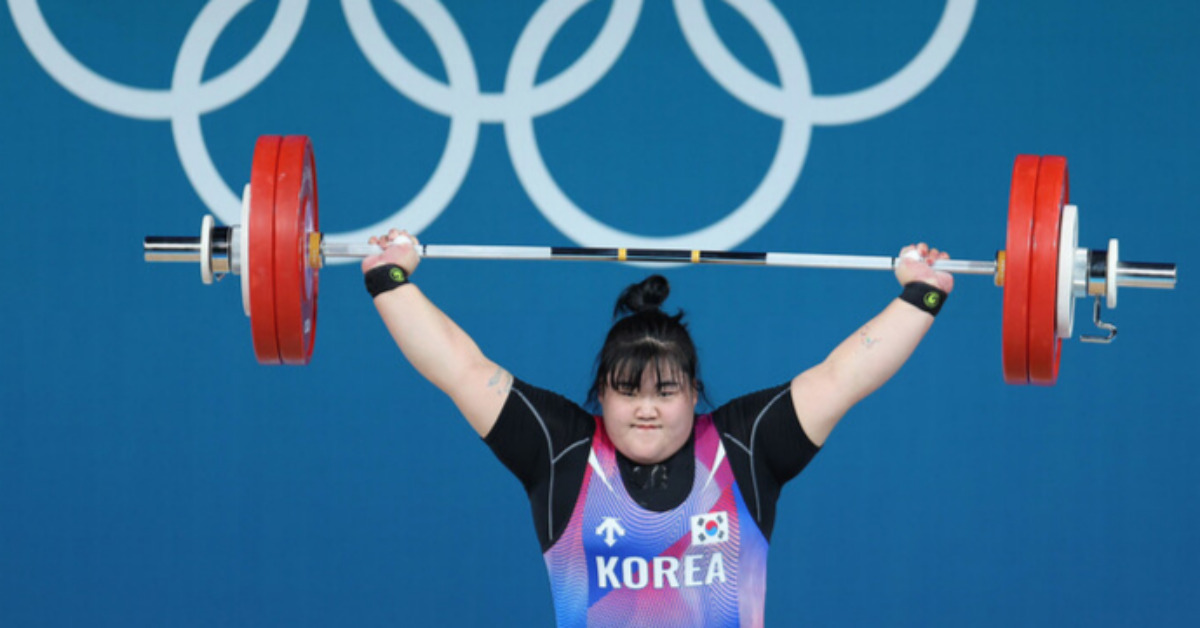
left=360, top=228, right=952, bottom=628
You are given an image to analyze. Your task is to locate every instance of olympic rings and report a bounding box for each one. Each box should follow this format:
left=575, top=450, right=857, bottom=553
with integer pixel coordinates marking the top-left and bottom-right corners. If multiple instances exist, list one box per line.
left=9, top=0, right=977, bottom=258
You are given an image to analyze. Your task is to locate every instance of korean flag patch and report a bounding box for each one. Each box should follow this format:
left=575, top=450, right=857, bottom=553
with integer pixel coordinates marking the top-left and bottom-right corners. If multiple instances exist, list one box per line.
left=691, top=511, right=729, bottom=546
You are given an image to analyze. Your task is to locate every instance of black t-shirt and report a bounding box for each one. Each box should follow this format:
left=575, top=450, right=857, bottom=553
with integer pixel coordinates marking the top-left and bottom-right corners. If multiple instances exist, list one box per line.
left=484, top=379, right=821, bottom=552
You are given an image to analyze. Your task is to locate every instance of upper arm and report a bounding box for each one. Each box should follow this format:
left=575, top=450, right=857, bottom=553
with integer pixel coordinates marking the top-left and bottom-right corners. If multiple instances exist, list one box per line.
left=447, top=360, right=514, bottom=438
left=790, top=362, right=854, bottom=448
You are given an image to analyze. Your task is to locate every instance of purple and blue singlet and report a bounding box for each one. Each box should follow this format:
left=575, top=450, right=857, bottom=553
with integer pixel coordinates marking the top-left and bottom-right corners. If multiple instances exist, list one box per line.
left=544, top=415, right=770, bottom=627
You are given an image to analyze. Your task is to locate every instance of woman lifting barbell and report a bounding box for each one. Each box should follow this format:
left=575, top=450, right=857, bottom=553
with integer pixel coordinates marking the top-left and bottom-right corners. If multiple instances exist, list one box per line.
left=360, top=228, right=952, bottom=627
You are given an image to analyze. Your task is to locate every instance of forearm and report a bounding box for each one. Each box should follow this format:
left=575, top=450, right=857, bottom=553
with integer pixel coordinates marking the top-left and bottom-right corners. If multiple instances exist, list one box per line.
left=792, top=290, right=941, bottom=446
left=822, top=297, right=935, bottom=404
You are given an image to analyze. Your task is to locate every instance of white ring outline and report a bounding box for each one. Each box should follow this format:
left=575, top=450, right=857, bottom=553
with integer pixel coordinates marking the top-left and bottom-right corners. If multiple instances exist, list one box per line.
left=507, top=0, right=812, bottom=249
left=811, top=0, right=976, bottom=125
left=343, top=0, right=641, bottom=121
left=10, top=0, right=309, bottom=226
left=674, top=0, right=976, bottom=124
left=8, top=0, right=307, bottom=120
left=337, top=0, right=485, bottom=242
left=171, top=0, right=310, bottom=225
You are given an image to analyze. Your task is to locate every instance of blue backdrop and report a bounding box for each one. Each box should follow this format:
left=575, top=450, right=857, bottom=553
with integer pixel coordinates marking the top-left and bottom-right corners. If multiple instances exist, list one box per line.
left=1, top=1, right=1196, bottom=626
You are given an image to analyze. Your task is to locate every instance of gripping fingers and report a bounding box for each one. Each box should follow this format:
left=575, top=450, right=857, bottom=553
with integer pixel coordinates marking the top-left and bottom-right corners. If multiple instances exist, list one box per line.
left=380, top=229, right=418, bottom=252
left=900, top=243, right=934, bottom=264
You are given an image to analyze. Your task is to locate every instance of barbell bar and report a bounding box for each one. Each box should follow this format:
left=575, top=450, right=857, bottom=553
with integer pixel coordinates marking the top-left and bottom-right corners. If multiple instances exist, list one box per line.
left=143, top=135, right=1177, bottom=384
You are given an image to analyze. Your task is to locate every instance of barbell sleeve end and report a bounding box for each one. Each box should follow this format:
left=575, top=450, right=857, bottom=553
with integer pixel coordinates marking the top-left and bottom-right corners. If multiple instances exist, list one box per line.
left=143, top=236, right=202, bottom=262
left=1116, top=261, right=1176, bottom=290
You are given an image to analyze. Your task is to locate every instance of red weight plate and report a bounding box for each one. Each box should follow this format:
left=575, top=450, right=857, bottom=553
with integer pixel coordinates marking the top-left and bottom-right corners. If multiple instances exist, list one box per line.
left=1028, top=156, right=1068, bottom=386
left=249, top=136, right=283, bottom=365
left=273, top=136, right=319, bottom=365
left=1001, top=155, right=1039, bottom=385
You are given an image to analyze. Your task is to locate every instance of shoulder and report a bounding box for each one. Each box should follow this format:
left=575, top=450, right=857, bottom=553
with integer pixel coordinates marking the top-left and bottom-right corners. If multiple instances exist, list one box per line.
left=507, top=380, right=593, bottom=427
left=712, top=383, right=820, bottom=479
left=487, top=378, right=595, bottom=453
left=711, top=383, right=796, bottom=441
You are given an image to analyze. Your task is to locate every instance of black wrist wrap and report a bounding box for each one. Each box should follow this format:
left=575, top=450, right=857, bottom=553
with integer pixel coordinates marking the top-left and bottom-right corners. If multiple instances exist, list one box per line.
left=365, top=264, right=411, bottom=298
left=899, top=282, right=947, bottom=317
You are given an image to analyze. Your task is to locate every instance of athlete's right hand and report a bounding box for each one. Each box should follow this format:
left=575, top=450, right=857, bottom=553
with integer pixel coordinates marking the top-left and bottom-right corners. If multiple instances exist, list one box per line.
left=361, top=228, right=421, bottom=276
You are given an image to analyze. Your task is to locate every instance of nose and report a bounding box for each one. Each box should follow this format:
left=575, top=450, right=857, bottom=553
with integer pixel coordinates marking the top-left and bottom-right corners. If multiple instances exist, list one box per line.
left=634, top=396, right=658, bottom=420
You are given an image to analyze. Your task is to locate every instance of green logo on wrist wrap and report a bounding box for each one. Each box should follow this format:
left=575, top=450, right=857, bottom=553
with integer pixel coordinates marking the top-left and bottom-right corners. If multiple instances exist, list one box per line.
left=923, top=291, right=941, bottom=308
left=389, top=267, right=407, bottom=283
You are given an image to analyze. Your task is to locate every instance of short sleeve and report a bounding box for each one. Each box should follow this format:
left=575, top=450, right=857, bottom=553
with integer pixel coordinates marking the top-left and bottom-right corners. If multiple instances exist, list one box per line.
left=484, top=378, right=592, bottom=489
left=483, top=379, right=594, bottom=550
left=711, top=383, right=820, bottom=540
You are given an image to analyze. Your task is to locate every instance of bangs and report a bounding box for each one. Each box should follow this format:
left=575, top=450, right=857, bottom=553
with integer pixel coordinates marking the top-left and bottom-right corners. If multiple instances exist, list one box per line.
left=606, top=343, right=690, bottom=391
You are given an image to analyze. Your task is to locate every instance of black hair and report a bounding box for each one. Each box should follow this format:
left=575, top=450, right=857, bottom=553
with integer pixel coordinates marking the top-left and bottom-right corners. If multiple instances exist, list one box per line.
left=586, top=275, right=706, bottom=409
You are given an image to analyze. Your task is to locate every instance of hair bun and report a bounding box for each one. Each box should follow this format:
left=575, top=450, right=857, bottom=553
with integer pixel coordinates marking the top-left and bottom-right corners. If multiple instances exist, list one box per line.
left=613, top=274, right=670, bottom=318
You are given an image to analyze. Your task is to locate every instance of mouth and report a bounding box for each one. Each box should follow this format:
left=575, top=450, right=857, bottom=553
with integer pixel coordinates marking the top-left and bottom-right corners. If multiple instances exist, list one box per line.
left=633, top=424, right=661, bottom=431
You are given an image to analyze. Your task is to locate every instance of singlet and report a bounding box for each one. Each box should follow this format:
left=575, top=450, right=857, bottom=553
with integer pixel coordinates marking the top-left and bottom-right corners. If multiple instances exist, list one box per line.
left=485, top=379, right=820, bottom=627
left=544, top=414, right=769, bottom=627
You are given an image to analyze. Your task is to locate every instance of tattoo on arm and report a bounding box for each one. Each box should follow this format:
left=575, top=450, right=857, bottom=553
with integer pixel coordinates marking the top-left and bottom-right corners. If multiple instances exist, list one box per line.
left=488, top=366, right=513, bottom=397
left=859, top=327, right=881, bottom=349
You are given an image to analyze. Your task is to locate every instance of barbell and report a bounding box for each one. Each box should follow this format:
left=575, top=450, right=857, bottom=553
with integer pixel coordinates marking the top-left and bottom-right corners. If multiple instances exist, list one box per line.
left=143, top=135, right=1177, bottom=385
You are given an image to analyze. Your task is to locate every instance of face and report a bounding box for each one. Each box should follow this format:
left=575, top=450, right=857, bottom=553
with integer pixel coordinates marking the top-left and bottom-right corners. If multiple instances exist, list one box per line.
left=598, top=366, right=699, bottom=465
